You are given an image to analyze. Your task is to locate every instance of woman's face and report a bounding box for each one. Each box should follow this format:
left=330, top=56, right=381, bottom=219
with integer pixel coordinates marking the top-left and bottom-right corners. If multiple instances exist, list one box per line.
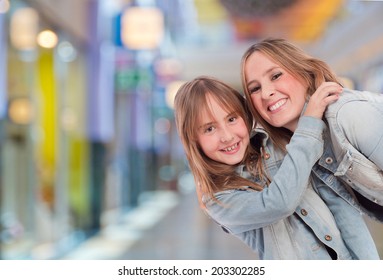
left=196, top=94, right=249, bottom=165
left=244, top=52, right=308, bottom=132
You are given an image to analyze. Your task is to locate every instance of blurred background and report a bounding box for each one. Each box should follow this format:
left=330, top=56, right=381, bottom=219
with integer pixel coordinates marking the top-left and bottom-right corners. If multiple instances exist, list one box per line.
left=0, top=0, right=382, bottom=260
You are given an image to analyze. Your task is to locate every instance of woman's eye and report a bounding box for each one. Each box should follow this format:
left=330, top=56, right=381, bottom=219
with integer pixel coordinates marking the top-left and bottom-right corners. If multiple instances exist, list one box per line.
left=249, top=86, right=260, bottom=94
left=271, top=72, right=282, bottom=80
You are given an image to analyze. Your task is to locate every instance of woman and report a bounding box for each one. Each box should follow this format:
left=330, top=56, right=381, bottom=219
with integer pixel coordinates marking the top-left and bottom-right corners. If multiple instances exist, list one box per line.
left=173, top=75, right=378, bottom=259
left=241, top=37, right=383, bottom=226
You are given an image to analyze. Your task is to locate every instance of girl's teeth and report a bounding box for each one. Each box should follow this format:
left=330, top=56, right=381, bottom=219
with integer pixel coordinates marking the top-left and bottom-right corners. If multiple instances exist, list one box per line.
left=224, top=143, right=237, bottom=151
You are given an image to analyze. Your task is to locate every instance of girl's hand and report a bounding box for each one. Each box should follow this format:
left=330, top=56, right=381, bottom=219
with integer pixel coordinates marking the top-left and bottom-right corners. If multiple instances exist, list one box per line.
left=303, top=82, right=342, bottom=119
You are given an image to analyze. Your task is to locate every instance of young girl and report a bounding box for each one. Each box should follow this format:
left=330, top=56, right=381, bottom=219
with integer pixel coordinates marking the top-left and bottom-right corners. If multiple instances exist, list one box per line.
left=173, top=75, right=379, bottom=259
left=241, top=38, right=383, bottom=220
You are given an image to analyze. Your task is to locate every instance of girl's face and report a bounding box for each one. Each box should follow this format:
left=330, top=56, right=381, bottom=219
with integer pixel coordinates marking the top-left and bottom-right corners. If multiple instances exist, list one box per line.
left=197, top=94, right=249, bottom=165
left=244, top=52, right=308, bottom=132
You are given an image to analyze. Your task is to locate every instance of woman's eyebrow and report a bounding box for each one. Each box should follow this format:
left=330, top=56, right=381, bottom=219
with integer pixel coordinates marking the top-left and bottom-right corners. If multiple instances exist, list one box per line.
left=246, top=66, right=279, bottom=87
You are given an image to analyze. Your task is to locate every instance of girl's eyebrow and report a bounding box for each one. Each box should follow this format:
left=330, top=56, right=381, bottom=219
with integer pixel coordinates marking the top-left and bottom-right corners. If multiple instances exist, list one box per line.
left=226, top=110, right=237, bottom=117
left=198, top=110, right=235, bottom=130
left=198, top=121, right=214, bottom=130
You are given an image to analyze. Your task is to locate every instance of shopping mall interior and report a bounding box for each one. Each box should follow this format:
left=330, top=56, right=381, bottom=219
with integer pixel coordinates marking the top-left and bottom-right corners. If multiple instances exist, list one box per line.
left=0, top=0, right=383, bottom=260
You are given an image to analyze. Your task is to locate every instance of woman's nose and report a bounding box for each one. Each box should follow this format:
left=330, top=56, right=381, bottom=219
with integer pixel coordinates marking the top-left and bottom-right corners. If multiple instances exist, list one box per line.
left=261, top=86, right=275, bottom=99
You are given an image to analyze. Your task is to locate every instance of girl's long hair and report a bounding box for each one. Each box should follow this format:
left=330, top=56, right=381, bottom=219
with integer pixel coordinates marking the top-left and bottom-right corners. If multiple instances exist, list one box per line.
left=174, top=76, right=264, bottom=207
left=241, top=38, right=343, bottom=150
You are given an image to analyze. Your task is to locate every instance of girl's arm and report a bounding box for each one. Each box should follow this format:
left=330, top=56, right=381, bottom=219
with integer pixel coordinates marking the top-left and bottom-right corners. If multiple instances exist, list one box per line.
left=337, top=100, right=383, bottom=170
left=205, top=116, right=325, bottom=233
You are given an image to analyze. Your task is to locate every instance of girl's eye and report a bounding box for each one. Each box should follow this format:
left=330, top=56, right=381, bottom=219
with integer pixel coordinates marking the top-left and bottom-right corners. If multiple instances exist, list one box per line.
left=203, top=126, right=215, bottom=134
left=228, top=116, right=237, bottom=123
left=271, top=72, right=282, bottom=80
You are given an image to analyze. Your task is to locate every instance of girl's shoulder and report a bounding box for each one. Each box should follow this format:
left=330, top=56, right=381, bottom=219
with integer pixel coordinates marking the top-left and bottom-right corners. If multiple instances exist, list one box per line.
left=326, top=88, right=383, bottom=117
left=336, top=88, right=382, bottom=103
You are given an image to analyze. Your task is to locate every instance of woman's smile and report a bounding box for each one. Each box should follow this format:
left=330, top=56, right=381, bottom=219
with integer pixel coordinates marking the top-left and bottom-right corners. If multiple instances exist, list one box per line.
left=268, top=98, right=287, bottom=112
left=245, top=52, right=308, bottom=131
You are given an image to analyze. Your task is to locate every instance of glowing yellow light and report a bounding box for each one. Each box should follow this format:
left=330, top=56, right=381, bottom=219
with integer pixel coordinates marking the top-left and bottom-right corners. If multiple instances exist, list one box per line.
left=37, top=30, right=58, bottom=49
left=8, top=98, right=34, bottom=125
left=10, top=7, right=39, bottom=50
left=121, top=7, right=164, bottom=50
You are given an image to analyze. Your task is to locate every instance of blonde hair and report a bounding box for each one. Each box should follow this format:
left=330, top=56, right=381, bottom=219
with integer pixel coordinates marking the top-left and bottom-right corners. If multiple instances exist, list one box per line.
left=174, top=76, right=264, bottom=207
left=241, top=38, right=343, bottom=150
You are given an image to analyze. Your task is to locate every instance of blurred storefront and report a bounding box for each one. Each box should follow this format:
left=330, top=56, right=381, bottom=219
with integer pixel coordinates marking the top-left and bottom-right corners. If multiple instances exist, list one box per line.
left=1, top=0, right=92, bottom=259
left=0, top=0, right=186, bottom=259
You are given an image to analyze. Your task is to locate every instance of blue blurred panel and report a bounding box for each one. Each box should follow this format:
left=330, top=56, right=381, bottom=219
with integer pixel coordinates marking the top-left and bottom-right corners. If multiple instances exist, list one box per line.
left=87, top=1, right=115, bottom=142
left=113, top=12, right=123, bottom=47
left=0, top=14, right=7, bottom=118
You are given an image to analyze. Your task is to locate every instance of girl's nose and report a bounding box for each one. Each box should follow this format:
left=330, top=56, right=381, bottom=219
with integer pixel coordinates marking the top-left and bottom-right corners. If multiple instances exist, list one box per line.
left=220, top=136, right=234, bottom=143
left=220, top=129, right=234, bottom=143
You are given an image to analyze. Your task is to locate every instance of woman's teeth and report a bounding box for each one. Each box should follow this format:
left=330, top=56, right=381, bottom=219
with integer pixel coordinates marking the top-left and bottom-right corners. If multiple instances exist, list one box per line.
left=269, top=99, right=287, bottom=111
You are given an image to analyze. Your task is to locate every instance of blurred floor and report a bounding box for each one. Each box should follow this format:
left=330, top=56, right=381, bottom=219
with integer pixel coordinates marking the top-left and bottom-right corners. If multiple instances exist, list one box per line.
left=62, top=182, right=383, bottom=260
left=118, top=191, right=257, bottom=260
left=62, top=188, right=256, bottom=260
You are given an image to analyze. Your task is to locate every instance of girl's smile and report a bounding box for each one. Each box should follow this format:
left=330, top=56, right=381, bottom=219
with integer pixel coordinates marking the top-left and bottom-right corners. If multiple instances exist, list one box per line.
left=197, top=94, right=249, bottom=165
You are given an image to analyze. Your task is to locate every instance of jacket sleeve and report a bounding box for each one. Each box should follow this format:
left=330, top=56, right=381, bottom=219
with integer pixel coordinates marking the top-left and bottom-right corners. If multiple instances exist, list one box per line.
left=336, top=101, right=383, bottom=170
left=205, top=116, right=326, bottom=234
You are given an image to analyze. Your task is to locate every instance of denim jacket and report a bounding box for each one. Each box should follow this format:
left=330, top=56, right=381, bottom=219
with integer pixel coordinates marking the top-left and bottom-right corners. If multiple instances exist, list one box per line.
left=323, top=88, right=383, bottom=208
left=204, top=117, right=379, bottom=260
